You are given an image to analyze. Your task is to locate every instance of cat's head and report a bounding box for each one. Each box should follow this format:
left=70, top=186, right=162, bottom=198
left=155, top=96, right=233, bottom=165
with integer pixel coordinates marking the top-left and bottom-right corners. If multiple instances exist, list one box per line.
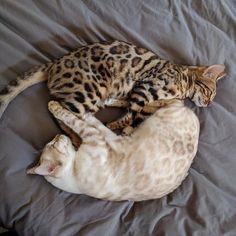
left=187, top=64, right=226, bottom=107
left=27, top=134, right=76, bottom=177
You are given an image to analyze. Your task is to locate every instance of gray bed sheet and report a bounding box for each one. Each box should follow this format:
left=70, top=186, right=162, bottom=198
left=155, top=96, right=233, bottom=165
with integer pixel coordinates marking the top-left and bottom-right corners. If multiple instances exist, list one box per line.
left=0, top=1, right=236, bottom=235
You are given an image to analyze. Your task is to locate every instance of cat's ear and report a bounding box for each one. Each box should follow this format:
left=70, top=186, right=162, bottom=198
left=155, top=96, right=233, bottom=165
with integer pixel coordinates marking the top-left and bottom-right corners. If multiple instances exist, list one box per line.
left=27, top=161, right=60, bottom=177
left=203, top=64, right=226, bottom=81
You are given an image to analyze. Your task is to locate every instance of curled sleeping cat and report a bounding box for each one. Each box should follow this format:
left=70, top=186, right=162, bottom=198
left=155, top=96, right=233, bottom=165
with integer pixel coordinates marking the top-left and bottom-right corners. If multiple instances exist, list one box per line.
left=0, top=40, right=225, bottom=135
left=27, top=100, right=199, bottom=201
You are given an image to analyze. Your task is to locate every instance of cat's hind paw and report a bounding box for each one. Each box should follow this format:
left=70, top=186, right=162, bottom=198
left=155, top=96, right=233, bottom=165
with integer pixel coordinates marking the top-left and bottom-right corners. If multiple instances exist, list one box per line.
left=48, top=100, right=63, bottom=114
left=121, top=126, right=134, bottom=136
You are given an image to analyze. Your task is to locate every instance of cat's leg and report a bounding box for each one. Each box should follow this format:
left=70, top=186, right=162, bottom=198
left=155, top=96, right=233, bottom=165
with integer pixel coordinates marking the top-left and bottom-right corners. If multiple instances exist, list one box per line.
left=121, top=99, right=178, bottom=135
left=48, top=101, right=119, bottom=142
left=104, top=98, right=129, bottom=108
left=60, top=97, right=100, bottom=118
left=106, top=85, right=156, bottom=130
left=56, top=120, right=82, bottom=148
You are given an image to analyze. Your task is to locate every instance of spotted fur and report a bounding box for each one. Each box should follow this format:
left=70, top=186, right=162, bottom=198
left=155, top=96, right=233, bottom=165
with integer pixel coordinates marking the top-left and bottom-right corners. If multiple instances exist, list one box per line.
left=0, top=40, right=225, bottom=132
left=27, top=100, right=200, bottom=201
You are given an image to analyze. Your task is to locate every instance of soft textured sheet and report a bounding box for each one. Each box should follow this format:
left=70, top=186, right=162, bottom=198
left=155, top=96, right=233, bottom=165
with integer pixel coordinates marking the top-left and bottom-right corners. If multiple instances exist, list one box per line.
left=0, top=1, right=236, bottom=235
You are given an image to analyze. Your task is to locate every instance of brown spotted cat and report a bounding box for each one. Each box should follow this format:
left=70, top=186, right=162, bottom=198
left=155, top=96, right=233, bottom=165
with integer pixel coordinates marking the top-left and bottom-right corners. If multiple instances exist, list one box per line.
left=0, top=40, right=225, bottom=133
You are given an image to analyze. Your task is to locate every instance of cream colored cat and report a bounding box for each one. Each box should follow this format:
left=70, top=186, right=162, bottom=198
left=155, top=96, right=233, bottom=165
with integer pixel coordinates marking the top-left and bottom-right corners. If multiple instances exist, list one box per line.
left=27, top=100, right=199, bottom=201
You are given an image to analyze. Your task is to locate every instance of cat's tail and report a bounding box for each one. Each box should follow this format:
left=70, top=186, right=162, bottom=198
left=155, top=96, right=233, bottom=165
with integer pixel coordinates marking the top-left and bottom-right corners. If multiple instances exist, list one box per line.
left=0, top=62, right=53, bottom=118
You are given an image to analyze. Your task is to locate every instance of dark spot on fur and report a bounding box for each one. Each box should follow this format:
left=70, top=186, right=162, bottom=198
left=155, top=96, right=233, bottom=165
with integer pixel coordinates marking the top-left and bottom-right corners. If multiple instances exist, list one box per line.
left=91, top=82, right=98, bottom=91
left=91, top=100, right=96, bottom=105
left=83, top=104, right=94, bottom=112
left=98, top=64, right=105, bottom=77
left=102, top=54, right=108, bottom=60
left=107, top=57, right=114, bottom=68
left=114, top=83, right=120, bottom=90
left=9, top=79, right=18, bottom=86
left=163, top=87, right=167, bottom=91
left=78, top=61, right=89, bottom=72
left=88, top=93, right=93, bottom=99
left=91, top=64, right=97, bottom=74
left=74, top=52, right=81, bottom=58
left=91, top=46, right=103, bottom=62
left=96, top=75, right=102, bottom=80
left=79, top=48, right=88, bottom=58
left=64, top=59, right=74, bottom=68
left=136, top=55, right=157, bottom=74
left=100, top=82, right=107, bottom=88
left=91, top=56, right=100, bottom=62
left=142, top=80, right=153, bottom=86
left=173, top=141, right=185, bottom=155
left=56, top=66, right=61, bottom=73
left=132, top=117, right=144, bottom=128
left=75, top=71, right=82, bottom=77
left=0, top=87, right=9, bottom=95
left=84, top=83, right=92, bottom=92
left=119, top=59, right=128, bottom=72
left=134, top=90, right=149, bottom=101
left=63, top=72, right=72, bottom=78
left=92, top=75, right=97, bottom=81
left=187, top=143, right=194, bottom=153
left=74, top=91, right=85, bottom=103
left=73, top=78, right=82, bottom=84
left=131, top=57, right=142, bottom=67
left=126, top=54, right=132, bottom=58
left=63, top=83, right=74, bottom=88
left=134, top=46, right=148, bottom=55
left=148, top=87, right=158, bottom=100
left=104, top=68, right=111, bottom=78
left=168, top=89, right=175, bottom=96
left=65, top=102, right=79, bottom=113
left=96, top=90, right=102, bottom=98
left=137, top=100, right=145, bottom=107
left=110, top=45, right=129, bottom=54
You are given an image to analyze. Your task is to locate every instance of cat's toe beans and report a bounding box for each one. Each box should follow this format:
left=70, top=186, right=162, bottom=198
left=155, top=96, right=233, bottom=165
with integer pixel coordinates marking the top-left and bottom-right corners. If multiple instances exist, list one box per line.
left=48, top=101, right=62, bottom=112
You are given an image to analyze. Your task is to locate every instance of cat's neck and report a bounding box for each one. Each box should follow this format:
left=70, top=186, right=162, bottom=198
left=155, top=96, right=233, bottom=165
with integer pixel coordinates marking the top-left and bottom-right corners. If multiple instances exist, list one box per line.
left=176, top=66, right=195, bottom=99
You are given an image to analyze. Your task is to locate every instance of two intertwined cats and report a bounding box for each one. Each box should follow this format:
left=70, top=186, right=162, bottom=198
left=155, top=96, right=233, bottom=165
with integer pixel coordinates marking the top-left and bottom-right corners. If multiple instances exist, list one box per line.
left=0, top=40, right=226, bottom=200
left=0, top=40, right=225, bottom=135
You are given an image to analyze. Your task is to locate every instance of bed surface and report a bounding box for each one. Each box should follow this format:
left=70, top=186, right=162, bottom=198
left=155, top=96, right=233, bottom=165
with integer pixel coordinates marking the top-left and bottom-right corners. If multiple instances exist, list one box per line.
left=0, top=1, right=236, bottom=235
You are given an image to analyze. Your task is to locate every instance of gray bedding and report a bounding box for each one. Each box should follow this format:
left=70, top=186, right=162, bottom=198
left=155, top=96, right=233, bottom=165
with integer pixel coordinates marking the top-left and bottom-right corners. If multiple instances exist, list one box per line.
left=0, top=1, right=236, bottom=235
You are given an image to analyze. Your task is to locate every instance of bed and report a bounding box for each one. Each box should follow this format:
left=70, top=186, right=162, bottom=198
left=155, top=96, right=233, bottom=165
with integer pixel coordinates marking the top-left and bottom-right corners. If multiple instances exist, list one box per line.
left=0, top=1, right=236, bottom=235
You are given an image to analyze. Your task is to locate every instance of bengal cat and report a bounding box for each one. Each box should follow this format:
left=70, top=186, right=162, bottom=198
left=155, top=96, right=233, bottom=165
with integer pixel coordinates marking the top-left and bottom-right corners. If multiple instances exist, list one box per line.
left=27, top=100, right=200, bottom=201
left=0, top=40, right=225, bottom=134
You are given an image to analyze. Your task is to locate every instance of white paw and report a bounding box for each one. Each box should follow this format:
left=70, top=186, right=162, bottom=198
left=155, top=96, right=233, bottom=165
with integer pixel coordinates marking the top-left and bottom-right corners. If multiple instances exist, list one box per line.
left=48, top=101, right=62, bottom=113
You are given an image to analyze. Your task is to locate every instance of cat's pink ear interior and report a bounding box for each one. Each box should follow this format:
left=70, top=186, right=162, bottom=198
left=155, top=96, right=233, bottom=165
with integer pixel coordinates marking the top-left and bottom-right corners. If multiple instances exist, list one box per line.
left=203, top=64, right=226, bottom=80
left=27, top=161, right=60, bottom=176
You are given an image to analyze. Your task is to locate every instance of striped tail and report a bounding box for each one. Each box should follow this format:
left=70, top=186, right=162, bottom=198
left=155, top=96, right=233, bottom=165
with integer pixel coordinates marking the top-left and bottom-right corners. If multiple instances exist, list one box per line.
left=0, top=62, right=52, bottom=118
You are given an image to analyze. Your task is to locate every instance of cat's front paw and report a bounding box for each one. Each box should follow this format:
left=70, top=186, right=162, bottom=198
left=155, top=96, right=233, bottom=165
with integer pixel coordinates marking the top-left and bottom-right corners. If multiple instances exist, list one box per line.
left=48, top=101, right=63, bottom=114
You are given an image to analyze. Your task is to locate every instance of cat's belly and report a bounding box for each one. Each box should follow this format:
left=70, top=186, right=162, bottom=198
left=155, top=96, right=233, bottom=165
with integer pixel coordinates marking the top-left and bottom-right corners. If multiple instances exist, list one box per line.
left=72, top=146, right=195, bottom=201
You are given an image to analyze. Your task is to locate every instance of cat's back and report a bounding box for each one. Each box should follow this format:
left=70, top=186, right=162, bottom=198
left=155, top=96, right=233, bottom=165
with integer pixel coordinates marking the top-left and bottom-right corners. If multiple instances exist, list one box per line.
left=135, top=100, right=199, bottom=143
left=114, top=101, right=200, bottom=200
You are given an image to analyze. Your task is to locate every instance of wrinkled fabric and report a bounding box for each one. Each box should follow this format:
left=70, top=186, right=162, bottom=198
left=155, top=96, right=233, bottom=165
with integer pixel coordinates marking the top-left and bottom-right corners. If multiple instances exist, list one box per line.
left=0, top=1, right=236, bottom=235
